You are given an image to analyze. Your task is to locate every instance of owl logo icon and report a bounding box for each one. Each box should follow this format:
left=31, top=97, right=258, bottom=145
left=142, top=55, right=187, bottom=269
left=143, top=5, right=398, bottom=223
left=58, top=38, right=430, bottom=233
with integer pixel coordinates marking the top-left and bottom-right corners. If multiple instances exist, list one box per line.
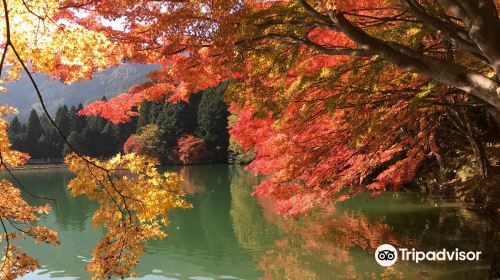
left=375, top=244, right=398, bottom=266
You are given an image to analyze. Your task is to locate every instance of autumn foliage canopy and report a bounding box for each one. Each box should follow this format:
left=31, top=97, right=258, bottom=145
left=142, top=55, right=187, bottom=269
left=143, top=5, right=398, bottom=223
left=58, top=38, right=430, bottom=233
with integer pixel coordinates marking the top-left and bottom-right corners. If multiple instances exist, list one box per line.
left=76, top=0, right=500, bottom=216
left=1, top=0, right=500, bottom=278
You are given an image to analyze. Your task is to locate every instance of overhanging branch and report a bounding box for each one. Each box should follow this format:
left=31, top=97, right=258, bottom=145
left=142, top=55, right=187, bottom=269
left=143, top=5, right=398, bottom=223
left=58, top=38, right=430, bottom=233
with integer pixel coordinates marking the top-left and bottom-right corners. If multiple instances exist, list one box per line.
left=437, top=0, right=500, bottom=79
left=326, top=9, right=500, bottom=110
left=399, top=0, right=484, bottom=60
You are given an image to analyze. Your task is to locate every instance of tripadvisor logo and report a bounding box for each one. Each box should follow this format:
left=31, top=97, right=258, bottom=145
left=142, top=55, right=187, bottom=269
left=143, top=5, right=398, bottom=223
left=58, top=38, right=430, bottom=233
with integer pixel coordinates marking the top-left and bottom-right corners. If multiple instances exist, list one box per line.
left=374, top=244, right=482, bottom=267
left=375, top=244, right=398, bottom=267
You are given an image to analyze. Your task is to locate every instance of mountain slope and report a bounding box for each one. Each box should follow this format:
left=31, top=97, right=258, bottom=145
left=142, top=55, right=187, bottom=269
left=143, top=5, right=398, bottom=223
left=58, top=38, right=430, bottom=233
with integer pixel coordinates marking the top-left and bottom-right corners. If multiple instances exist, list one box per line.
left=1, top=63, right=158, bottom=120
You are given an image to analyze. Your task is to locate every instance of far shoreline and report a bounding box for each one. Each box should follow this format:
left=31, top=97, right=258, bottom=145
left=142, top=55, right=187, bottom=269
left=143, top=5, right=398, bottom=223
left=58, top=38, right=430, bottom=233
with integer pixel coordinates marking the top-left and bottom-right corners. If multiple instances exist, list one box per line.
left=3, top=164, right=499, bottom=219
left=8, top=163, right=68, bottom=170
left=5, top=161, right=244, bottom=171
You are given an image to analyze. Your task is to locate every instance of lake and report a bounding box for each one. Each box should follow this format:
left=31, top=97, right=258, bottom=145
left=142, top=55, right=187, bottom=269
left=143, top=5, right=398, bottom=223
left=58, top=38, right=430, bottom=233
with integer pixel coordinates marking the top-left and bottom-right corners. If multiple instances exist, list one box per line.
left=3, top=165, right=499, bottom=279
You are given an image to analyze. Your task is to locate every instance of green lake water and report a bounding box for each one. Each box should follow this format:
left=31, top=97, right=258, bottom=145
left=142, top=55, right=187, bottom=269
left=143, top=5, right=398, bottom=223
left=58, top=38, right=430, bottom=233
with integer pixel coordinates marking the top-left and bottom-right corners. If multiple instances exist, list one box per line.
left=3, top=165, right=499, bottom=279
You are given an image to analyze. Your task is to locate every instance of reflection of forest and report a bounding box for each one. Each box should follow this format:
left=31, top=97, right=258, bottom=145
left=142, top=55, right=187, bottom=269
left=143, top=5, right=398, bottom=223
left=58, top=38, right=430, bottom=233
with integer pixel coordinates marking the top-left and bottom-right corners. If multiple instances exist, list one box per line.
left=228, top=166, right=411, bottom=279
left=229, top=166, right=281, bottom=251
left=142, top=164, right=262, bottom=278
left=5, top=167, right=500, bottom=279
left=254, top=206, right=411, bottom=279
left=253, top=192, right=500, bottom=279
left=11, top=169, right=96, bottom=230
left=339, top=194, right=500, bottom=279
left=178, top=166, right=205, bottom=194
left=5, top=169, right=101, bottom=279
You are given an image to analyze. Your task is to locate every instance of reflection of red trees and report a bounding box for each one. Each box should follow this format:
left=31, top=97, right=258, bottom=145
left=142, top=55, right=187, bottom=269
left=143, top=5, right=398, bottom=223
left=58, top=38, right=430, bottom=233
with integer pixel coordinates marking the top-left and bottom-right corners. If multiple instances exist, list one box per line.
left=256, top=204, right=413, bottom=279
left=178, top=167, right=205, bottom=194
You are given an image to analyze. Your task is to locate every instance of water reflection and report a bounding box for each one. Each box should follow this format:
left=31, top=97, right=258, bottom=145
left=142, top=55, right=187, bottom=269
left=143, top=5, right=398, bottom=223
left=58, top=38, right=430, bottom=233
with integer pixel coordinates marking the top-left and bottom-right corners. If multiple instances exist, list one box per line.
left=138, top=165, right=260, bottom=279
left=254, top=207, right=414, bottom=279
left=228, top=166, right=281, bottom=253
left=178, top=167, right=205, bottom=194
left=228, top=167, right=412, bottom=279
left=258, top=198, right=499, bottom=278
left=10, top=168, right=96, bottom=231
left=340, top=194, right=500, bottom=279
left=228, top=167, right=500, bottom=279
left=2, top=166, right=498, bottom=279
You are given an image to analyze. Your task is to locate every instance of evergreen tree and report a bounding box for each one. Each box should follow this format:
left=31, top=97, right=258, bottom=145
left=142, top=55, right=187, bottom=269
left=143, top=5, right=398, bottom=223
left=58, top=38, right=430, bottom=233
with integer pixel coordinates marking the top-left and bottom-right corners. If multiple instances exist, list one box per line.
left=65, top=131, right=81, bottom=156
left=137, top=101, right=153, bottom=129
left=118, top=115, right=137, bottom=144
left=8, top=116, right=26, bottom=151
left=155, top=100, right=198, bottom=163
left=149, top=100, right=164, bottom=124
left=196, top=85, right=229, bottom=162
left=55, top=105, right=71, bottom=136
left=7, top=89, right=230, bottom=163
left=101, top=122, right=121, bottom=157
left=74, top=103, right=87, bottom=133
left=51, top=105, right=72, bottom=156
left=81, top=116, right=105, bottom=156
left=9, top=116, right=22, bottom=135
left=39, top=115, right=62, bottom=158
left=137, top=100, right=164, bottom=129
left=69, top=105, right=78, bottom=132
left=25, top=109, right=43, bottom=158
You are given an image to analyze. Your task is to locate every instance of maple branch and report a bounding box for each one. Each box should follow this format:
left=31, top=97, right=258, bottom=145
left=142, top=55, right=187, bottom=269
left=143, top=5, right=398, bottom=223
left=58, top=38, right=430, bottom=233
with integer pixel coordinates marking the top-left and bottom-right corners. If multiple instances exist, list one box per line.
left=0, top=217, right=11, bottom=274
left=8, top=42, right=134, bottom=219
left=343, top=11, right=410, bottom=22
left=0, top=0, right=87, bottom=168
left=398, top=0, right=484, bottom=59
left=85, top=164, right=125, bottom=215
left=436, top=0, right=500, bottom=80
left=1, top=0, right=136, bottom=226
left=326, top=10, right=500, bottom=111
left=0, top=0, right=60, bottom=208
left=0, top=43, right=8, bottom=75
left=5, top=217, right=39, bottom=240
left=241, top=33, right=373, bottom=57
left=106, top=172, right=133, bottom=222
left=58, top=0, right=95, bottom=10
left=20, top=0, right=45, bottom=21
left=297, top=0, right=332, bottom=24
left=294, top=0, right=500, bottom=110
left=8, top=45, right=106, bottom=169
left=0, top=150, right=57, bottom=206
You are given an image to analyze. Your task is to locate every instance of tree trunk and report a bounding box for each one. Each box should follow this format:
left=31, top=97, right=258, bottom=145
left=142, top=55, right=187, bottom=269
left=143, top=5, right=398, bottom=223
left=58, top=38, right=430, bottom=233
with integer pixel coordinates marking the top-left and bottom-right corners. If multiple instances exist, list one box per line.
left=462, top=110, right=490, bottom=178
left=466, top=134, right=490, bottom=178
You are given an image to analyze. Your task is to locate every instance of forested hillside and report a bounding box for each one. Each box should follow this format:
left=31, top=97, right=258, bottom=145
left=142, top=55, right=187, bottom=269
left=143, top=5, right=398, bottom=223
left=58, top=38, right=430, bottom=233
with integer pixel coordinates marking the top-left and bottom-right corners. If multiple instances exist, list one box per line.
left=128, top=84, right=229, bottom=164
left=8, top=85, right=229, bottom=164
